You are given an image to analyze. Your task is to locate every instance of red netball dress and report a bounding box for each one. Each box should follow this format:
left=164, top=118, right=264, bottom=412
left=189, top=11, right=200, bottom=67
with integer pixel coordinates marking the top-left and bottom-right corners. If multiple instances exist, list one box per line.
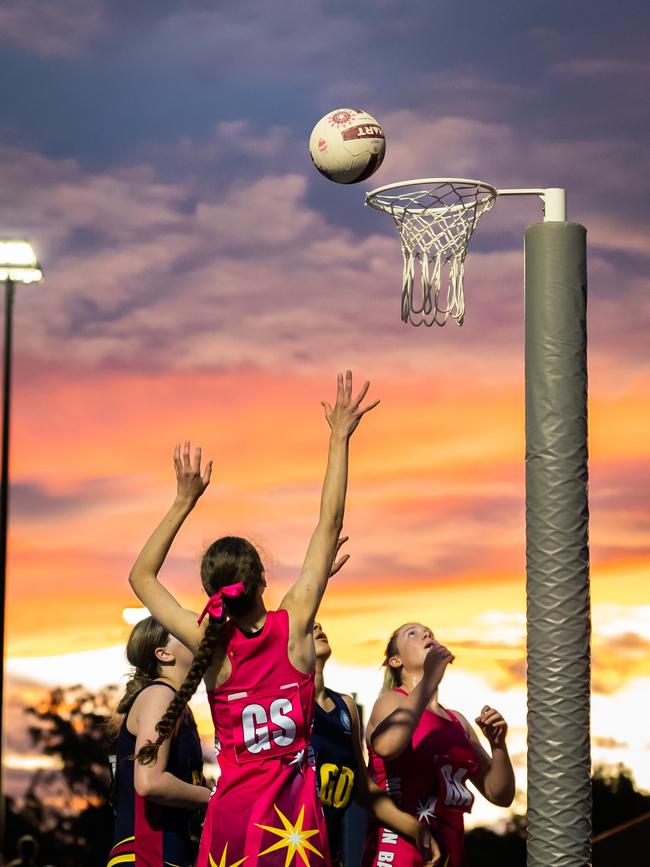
left=197, top=609, right=330, bottom=867
left=361, top=690, right=478, bottom=867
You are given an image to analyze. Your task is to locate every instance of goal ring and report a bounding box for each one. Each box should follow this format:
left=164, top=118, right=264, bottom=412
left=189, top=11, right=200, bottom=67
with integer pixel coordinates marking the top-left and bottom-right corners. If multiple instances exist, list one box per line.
left=365, top=178, right=498, bottom=327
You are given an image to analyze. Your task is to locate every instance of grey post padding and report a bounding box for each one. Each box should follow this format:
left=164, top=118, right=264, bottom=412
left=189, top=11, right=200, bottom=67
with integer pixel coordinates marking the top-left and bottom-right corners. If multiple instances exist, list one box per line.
left=525, top=222, right=591, bottom=866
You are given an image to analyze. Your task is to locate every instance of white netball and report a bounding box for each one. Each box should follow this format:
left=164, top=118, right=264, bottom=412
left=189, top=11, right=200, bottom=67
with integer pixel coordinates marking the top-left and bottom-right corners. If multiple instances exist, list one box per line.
left=308, top=108, right=386, bottom=184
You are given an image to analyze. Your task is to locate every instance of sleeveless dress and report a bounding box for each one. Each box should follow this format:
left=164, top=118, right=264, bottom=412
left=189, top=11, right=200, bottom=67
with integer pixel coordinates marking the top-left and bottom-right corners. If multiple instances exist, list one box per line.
left=198, top=609, right=330, bottom=867
left=108, top=681, right=204, bottom=867
left=310, top=689, right=359, bottom=867
left=361, top=689, right=478, bottom=867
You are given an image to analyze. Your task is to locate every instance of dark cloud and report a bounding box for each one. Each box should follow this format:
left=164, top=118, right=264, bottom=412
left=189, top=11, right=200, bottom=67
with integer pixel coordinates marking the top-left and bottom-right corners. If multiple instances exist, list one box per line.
left=1, top=0, right=648, bottom=174
left=0, top=0, right=107, bottom=59
left=0, top=2, right=647, bottom=425
left=10, top=478, right=137, bottom=520
left=590, top=462, right=650, bottom=563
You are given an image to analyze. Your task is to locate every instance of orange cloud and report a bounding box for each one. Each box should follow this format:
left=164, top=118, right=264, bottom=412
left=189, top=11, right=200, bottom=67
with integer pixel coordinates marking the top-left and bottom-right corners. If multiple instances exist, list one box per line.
left=7, top=366, right=650, bottom=666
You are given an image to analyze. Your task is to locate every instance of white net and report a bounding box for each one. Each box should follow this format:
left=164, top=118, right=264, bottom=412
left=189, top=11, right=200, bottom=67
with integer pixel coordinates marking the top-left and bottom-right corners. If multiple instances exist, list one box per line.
left=366, top=178, right=497, bottom=326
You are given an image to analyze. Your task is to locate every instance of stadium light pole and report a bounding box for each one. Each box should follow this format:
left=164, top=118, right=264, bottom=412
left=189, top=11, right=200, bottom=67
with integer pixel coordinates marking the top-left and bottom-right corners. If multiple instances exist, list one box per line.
left=0, top=240, right=43, bottom=850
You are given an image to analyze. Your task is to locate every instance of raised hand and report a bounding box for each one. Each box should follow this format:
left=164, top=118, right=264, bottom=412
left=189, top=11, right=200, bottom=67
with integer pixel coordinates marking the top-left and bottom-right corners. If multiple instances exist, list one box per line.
left=422, top=641, right=455, bottom=688
left=173, top=441, right=213, bottom=504
left=329, top=535, right=350, bottom=578
left=475, top=706, right=508, bottom=747
left=321, top=370, right=380, bottom=438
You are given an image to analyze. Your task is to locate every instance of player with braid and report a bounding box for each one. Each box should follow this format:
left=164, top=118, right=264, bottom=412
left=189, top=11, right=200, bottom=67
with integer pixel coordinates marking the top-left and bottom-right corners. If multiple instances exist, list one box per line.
left=128, top=371, right=378, bottom=867
left=107, top=616, right=210, bottom=867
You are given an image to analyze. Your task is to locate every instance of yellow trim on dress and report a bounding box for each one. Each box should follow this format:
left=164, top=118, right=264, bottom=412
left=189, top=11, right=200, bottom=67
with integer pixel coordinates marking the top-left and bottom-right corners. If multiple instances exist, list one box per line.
left=111, top=836, right=135, bottom=849
left=107, top=854, right=135, bottom=867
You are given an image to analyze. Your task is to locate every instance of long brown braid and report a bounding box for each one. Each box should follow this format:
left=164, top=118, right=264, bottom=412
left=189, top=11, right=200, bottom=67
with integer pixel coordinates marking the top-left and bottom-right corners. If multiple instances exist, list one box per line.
left=107, top=616, right=170, bottom=740
left=135, top=536, right=264, bottom=765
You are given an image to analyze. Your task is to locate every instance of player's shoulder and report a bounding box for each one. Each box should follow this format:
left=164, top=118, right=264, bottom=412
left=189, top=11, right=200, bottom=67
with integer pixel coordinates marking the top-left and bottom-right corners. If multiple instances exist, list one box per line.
left=339, top=692, right=359, bottom=718
left=371, top=688, right=407, bottom=716
left=447, top=708, right=473, bottom=736
left=133, top=681, right=176, bottom=710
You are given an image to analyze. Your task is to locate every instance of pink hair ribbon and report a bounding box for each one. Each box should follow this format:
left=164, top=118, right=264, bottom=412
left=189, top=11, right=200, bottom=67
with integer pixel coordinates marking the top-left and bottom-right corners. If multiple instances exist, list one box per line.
left=197, top=581, right=246, bottom=624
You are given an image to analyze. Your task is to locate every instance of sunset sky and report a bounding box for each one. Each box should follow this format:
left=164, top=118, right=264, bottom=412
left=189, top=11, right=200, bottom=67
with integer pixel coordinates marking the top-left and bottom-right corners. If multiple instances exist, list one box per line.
left=3, top=0, right=650, bottom=828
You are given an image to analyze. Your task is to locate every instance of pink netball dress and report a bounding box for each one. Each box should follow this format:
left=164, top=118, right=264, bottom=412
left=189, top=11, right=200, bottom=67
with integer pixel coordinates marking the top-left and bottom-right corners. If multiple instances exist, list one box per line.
left=197, top=609, right=330, bottom=867
left=362, top=690, right=478, bottom=867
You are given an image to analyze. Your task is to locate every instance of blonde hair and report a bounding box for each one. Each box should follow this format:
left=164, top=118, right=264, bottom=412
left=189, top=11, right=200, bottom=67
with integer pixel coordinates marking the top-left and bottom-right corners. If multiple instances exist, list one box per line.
left=381, top=626, right=403, bottom=693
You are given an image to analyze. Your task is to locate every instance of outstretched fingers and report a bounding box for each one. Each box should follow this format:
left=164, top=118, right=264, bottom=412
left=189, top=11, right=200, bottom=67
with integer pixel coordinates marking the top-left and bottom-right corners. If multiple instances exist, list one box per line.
left=173, top=444, right=183, bottom=475
left=355, top=397, right=380, bottom=417
left=349, top=380, right=370, bottom=411
left=336, top=372, right=344, bottom=405
left=173, top=441, right=213, bottom=502
left=202, top=460, right=213, bottom=486
left=335, top=534, right=350, bottom=554
left=329, top=553, right=350, bottom=577
left=328, top=536, right=350, bottom=578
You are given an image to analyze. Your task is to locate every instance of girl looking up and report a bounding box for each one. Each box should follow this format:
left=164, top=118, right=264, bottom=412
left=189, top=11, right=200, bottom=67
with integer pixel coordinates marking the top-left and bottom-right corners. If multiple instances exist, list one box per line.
left=311, top=618, right=441, bottom=867
left=362, top=623, right=515, bottom=867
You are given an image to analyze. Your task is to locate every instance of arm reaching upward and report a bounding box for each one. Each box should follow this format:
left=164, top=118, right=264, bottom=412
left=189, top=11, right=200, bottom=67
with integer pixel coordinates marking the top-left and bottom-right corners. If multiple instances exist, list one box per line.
left=128, top=442, right=212, bottom=654
left=456, top=706, right=515, bottom=807
left=281, top=371, right=379, bottom=671
left=367, top=643, right=455, bottom=761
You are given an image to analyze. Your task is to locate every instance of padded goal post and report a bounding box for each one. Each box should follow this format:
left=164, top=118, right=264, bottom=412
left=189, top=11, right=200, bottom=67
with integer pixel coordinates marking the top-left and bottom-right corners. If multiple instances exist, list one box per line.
left=365, top=180, right=591, bottom=866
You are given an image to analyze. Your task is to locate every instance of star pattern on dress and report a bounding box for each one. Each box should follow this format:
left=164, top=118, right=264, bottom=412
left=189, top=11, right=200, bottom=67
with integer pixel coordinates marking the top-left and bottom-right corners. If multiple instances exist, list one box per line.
left=288, top=749, right=305, bottom=767
left=208, top=842, right=248, bottom=867
left=416, top=796, right=438, bottom=823
left=255, top=803, right=323, bottom=867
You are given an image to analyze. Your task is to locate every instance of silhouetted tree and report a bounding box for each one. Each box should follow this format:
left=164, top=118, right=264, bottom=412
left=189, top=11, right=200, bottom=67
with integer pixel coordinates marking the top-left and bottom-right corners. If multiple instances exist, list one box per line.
left=464, top=764, right=650, bottom=866
left=592, top=763, right=650, bottom=835
left=4, top=684, right=118, bottom=867
left=465, top=812, right=527, bottom=867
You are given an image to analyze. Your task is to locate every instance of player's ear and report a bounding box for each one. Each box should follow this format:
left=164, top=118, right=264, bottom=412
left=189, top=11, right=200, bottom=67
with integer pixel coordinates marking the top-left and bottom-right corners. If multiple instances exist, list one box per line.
left=388, top=654, right=402, bottom=670
left=154, top=646, right=174, bottom=665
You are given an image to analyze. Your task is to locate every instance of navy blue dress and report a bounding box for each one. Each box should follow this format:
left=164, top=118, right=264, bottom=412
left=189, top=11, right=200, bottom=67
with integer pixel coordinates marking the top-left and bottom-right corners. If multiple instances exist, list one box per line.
left=311, top=689, right=360, bottom=867
left=108, top=681, right=204, bottom=867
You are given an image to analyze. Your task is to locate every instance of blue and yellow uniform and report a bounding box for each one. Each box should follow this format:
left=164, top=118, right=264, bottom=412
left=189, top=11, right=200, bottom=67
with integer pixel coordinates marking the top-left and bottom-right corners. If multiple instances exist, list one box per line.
left=311, top=689, right=359, bottom=867
left=108, top=682, right=204, bottom=867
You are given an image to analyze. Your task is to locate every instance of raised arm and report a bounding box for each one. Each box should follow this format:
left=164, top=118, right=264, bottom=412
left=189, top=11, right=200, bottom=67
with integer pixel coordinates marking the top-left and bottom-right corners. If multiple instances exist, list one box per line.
left=367, top=644, right=454, bottom=761
left=455, top=706, right=515, bottom=807
left=128, top=442, right=212, bottom=654
left=281, top=371, right=378, bottom=669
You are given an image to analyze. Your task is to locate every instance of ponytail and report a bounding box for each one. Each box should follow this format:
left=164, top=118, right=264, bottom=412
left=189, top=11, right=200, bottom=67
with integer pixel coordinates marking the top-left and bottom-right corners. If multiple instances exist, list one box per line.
left=107, top=617, right=169, bottom=740
left=380, top=627, right=402, bottom=694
